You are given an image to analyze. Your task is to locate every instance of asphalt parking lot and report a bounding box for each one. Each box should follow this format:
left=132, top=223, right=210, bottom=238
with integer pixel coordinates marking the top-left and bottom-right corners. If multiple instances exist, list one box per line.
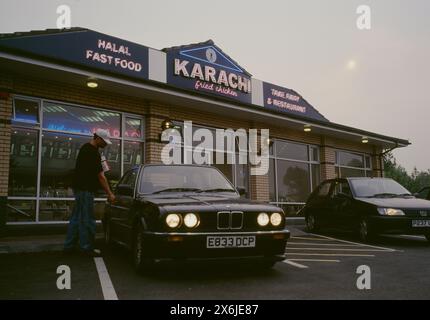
left=1, top=226, right=430, bottom=300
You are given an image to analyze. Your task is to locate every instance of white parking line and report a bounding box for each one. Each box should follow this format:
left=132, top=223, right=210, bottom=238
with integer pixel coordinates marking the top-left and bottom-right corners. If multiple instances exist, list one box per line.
left=288, top=242, right=361, bottom=247
left=94, top=257, right=118, bottom=300
left=287, top=247, right=388, bottom=252
left=282, top=260, right=309, bottom=269
left=291, top=236, right=333, bottom=241
left=288, top=259, right=340, bottom=263
left=287, top=253, right=375, bottom=257
left=307, top=233, right=397, bottom=252
left=397, top=235, right=426, bottom=240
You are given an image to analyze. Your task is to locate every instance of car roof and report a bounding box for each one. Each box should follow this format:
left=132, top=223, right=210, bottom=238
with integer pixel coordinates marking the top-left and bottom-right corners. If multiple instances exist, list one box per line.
left=141, top=164, right=219, bottom=168
left=319, top=177, right=394, bottom=184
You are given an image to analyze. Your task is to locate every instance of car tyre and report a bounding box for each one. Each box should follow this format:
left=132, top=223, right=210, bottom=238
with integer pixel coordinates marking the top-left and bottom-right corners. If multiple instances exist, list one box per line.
left=133, top=224, right=154, bottom=274
left=359, top=219, right=375, bottom=243
left=306, top=214, right=319, bottom=233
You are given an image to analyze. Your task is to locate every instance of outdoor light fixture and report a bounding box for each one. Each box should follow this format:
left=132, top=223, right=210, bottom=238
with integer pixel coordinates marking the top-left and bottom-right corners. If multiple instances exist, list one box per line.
left=304, top=124, right=312, bottom=132
left=266, top=137, right=274, bottom=147
left=362, top=136, right=369, bottom=144
left=161, top=119, right=173, bottom=130
left=86, top=79, right=98, bottom=88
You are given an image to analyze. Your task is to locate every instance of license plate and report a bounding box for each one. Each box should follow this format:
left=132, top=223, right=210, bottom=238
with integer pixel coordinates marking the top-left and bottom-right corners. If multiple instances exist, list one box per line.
left=412, top=220, right=430, bottom=227
left=206, top=236, right=256, bottom=248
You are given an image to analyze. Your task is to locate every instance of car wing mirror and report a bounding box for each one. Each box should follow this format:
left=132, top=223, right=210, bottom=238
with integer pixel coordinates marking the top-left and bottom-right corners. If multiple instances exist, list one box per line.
left=236, top=187, right=246, bottom=196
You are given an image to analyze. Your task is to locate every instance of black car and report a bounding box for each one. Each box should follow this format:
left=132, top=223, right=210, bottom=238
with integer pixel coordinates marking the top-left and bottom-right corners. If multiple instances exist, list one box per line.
left=302, top=177, right=430, bottom=243
left=103, top=164, right=289, bottom=272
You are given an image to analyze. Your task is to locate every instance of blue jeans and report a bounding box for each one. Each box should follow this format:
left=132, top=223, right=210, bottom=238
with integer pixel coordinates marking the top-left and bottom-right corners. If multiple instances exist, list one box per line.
left=64, top=190, right=96, bottom=251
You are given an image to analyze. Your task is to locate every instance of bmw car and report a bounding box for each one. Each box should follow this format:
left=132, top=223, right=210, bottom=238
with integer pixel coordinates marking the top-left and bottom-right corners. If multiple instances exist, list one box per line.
left=103, top=164, right=290, bottom=273
left=302, top=177, right=430, bottom=243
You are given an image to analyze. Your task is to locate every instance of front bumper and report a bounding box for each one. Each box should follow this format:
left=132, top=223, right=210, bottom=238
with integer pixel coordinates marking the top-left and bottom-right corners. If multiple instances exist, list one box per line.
left=141, top=229, right=290, bottom=261
left=369, top=216, right=430, bottom=235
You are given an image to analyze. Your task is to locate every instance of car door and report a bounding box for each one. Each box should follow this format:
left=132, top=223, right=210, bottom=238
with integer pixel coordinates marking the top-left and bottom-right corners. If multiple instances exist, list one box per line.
left=107, top=172, right=130, bottom=240
left=306, top=180, right=335, bottom=228
left=331, top=179, right=355, bottom=230
left=109, top=169, right=138, bottom=244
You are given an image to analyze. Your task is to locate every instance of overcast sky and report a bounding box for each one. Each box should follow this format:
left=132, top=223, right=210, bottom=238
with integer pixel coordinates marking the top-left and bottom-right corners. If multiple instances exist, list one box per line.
left=1, top=0, right=429, bottom=173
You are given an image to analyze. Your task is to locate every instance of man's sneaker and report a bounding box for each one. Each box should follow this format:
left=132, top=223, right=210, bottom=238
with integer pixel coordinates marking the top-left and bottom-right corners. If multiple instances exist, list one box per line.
left=80, top=249, right=101, bottom=257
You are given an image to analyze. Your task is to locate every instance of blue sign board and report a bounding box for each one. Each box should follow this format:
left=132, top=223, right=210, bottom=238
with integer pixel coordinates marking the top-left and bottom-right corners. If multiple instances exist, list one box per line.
left=165, top=41, right=252, bottom=104
left=262, top=82, right=328, bottom=122
left=0, top=29, right=149, bottom=80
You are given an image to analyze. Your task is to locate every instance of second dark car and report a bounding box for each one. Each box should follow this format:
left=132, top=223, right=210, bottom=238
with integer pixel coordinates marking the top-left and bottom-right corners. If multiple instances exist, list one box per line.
left=302, top=177, right=430, bottom=243
left=103, top=164, right=290, bottom=273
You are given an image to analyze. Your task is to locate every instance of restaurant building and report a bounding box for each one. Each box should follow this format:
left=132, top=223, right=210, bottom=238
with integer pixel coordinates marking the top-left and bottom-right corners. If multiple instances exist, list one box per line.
left=0, top=28, right=410, bottom=228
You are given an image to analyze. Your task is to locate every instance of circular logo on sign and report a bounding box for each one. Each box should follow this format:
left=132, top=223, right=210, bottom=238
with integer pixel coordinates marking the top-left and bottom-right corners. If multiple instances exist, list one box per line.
left=206, top=48, right=217, bottom=63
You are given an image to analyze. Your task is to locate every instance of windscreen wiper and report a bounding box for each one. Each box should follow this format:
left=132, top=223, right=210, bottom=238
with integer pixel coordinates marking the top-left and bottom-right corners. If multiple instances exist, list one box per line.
left=369, top=193, right=398, bottom=198
left=197, top=188, right=237, bottom=193
left=151, top=188, right=202, bottom=194
left=395, top=193, right=413, bottom=198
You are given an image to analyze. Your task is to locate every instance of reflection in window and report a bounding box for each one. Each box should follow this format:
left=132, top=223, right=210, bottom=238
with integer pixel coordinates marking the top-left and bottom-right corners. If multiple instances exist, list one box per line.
left=337, top=151, right=364, bottom=168
left=6, top=200, right=36, bottom=222
left=335, top=150, right=372, bottom=178
left=123, top=141, right=144, bottom=173
left=124, top=118, right=142, bottom=139
left=40, top=132, right=87, bottom=197
left=13, top=98, right=39, bottom=124
left=276, top=140, right=308, bottom=161
left=311, top=164, right=320, bottom=194
left=9, top=129, right=38, bottom=196
left=39, top=200, right=105, bottom=221
left=276, top=160, right=310, bottom=203
left=43, top=102, right=121, bottom=137
left=269, top=159, right=276, bottom=202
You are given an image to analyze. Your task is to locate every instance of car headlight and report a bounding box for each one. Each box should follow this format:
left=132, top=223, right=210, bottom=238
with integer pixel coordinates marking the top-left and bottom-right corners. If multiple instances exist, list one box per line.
left=183, top=213, right=199, bottom=228
left=377, top=208, right=405, bottom=216
left=257, top=212, right=270, bottom=226
left=166, top=213, right=181, bottom=228
left=270, top=212, right=283, bottom=226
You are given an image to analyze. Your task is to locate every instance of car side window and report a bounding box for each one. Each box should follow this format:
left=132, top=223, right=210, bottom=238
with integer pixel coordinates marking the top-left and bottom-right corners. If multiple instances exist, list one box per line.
left=333, top=181, right=352, bottom=198
left=317, top=182, right=332, bottom=198
left=116, top=171, right=132, bottom=189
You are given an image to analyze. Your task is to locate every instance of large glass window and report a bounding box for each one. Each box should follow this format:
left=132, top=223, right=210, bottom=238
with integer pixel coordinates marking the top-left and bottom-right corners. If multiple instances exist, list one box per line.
left=8, top=96, right=145, bottom=223
left=40, top=132, right=87, bottom=197
left=269, top=139, right=320, bottom=215
left=123, top=141, right=144, bottom=174
left=276, top=160, right=310, bottom=203
left=9, top=128, right=39, bottom=196
left=43, top=102, right=121, bottom=137
left=335, top=150, right=372, bottom=178
left=173, top=122, right=250, bottom=198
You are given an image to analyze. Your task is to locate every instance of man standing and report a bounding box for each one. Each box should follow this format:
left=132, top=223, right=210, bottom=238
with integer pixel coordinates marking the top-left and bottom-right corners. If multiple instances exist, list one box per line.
left=64, top=129, right=115, bottom=255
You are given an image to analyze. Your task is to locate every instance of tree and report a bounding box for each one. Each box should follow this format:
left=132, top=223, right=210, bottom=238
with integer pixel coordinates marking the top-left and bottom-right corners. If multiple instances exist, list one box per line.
left=383, top=152, right=430, bottom=192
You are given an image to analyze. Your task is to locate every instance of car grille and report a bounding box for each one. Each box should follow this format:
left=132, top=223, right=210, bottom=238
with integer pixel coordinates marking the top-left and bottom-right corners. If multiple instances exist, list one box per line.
left=403, top=209, right=430, bottom=217
left=217, top=211, right=243, bottom=230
